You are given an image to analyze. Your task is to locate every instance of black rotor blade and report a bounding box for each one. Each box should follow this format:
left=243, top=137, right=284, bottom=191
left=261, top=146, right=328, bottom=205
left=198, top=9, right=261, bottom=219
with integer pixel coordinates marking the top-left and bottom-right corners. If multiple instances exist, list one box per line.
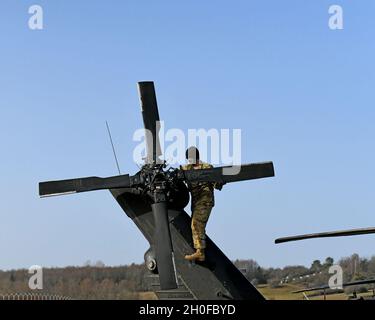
left=39, top=174, right=132, bottom=197
left=151, top=202, right=178, bottom=290
left=292, top=278, right=375, bottom=294
left=275, top=227, right=375, bottom=244
left=181, top=162, right=274, bottom=184
left=138, top=81, right=162, bottom=164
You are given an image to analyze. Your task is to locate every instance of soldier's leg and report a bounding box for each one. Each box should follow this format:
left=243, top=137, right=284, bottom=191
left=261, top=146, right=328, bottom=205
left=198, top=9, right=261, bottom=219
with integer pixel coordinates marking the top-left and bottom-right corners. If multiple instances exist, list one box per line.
left=185, top=205, right=213, bottom=262
left=191, top=205, right=212, bottom=249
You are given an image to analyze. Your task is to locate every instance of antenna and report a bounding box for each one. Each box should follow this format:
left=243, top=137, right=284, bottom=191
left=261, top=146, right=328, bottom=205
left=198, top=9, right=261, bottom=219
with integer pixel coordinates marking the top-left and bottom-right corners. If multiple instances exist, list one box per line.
left=105, top=121, right=121, bottom=175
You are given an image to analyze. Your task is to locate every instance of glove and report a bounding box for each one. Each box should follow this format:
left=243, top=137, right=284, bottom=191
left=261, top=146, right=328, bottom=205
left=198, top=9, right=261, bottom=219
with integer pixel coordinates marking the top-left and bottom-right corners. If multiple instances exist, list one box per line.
left=214, top=182, right=226, bottom=191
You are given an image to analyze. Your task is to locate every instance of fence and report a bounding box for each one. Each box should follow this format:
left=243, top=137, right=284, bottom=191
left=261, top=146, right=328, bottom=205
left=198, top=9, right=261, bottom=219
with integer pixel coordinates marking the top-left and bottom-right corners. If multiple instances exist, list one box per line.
left=0, top=292, right=71, bottom=300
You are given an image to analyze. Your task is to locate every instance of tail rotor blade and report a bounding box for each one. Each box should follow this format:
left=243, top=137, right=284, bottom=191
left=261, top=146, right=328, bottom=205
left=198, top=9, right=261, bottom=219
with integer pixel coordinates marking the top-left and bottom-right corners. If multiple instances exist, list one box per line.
left=275, top=227, right=375, bottom=244
left=39, top=174, right=132, bottom=197
left=138, top=81, right=162, bottom=164
left=151, top=202, right=178, bottom=290
left=181, top=162, right=275, bottom=184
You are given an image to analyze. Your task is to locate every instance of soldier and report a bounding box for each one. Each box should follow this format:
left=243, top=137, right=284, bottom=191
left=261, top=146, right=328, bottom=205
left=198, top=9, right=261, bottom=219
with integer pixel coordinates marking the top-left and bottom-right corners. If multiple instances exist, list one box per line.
left=181, top=147, right=224, bottom=262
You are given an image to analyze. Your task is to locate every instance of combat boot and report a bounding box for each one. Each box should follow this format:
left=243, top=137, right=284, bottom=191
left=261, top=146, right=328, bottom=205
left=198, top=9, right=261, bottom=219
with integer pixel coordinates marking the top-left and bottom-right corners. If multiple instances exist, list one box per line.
left=185, top=249, right=205, bottom=262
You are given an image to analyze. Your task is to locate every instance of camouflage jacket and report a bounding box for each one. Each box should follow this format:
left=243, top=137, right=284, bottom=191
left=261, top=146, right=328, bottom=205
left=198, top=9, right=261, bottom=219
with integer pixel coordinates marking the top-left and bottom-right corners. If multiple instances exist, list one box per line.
left=181, top=161, right=216, bottom=208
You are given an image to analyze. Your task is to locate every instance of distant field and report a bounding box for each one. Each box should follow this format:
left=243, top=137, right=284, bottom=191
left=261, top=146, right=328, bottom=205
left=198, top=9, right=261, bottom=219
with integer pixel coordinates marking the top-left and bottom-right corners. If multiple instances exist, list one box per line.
left=257, top=284, right=305, bottom=300
left=258, top=284, right=348, bottom=300
left=139, top=292, right=157, bottom=300
left=141, top=285, right=347, bottom=300
left=258, top=284, right=374, bottom=300
left=140, top=285, right=375, bottom=300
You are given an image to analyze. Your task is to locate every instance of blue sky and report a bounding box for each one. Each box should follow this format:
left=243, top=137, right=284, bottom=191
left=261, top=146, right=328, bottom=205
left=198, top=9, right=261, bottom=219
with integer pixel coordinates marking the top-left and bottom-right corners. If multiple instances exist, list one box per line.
left=0, top=0, right=374, bottom=270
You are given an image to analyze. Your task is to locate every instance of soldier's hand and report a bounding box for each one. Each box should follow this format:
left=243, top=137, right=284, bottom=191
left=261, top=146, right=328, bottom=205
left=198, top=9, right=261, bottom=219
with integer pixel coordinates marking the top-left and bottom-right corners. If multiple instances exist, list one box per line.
left=214, top=182, right=225, bottom=191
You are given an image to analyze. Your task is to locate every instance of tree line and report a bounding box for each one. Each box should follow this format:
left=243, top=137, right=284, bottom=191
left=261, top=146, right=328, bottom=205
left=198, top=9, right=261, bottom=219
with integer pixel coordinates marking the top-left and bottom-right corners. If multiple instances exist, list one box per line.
left=1, top=254, right=375, bottom=299
left=234, top=253, right=375, bottom=294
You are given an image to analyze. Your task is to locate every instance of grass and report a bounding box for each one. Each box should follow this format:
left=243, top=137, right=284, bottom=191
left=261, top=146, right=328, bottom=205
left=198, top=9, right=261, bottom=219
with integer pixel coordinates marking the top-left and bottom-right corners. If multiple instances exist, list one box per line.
left=258, top=284, right=305, bottom=300
left=138, top=292, right=158, bottom=300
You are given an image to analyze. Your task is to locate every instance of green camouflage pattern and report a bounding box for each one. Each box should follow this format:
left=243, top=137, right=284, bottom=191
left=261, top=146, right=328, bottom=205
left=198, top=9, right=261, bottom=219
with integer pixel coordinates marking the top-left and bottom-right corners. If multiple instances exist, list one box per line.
left=181, top=162, right=215, bottom=208
left=181, top=161, right=215, bottom=249
left=190, top=204, right=212, bottom=249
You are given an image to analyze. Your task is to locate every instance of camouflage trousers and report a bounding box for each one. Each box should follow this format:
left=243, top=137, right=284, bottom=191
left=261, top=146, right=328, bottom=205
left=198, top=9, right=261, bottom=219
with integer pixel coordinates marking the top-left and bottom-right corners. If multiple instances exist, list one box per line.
left=191, top=204, right=213, bottom=249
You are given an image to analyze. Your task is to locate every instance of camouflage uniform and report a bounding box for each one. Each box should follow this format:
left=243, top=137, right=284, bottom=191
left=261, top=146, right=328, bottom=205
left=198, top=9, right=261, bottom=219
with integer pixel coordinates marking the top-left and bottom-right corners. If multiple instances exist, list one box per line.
left=181, top=162, right=216, bottom=250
